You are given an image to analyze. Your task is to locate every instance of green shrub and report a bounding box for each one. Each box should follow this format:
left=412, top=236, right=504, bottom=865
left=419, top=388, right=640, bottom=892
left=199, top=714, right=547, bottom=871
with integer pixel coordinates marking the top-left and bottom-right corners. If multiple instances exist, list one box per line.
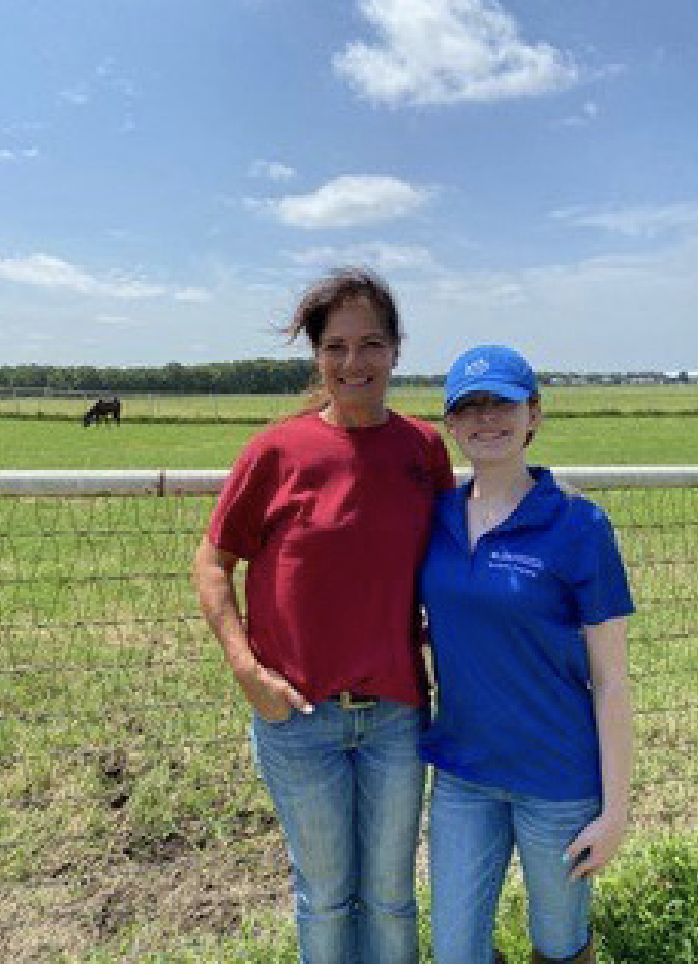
left=594, top=834, right=698, bottom=963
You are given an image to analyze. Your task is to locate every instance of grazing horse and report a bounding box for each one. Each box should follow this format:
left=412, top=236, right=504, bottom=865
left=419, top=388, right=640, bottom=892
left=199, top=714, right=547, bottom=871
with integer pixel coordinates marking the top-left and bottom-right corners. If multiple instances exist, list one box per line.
left=83, top=396, right=121, bottom=427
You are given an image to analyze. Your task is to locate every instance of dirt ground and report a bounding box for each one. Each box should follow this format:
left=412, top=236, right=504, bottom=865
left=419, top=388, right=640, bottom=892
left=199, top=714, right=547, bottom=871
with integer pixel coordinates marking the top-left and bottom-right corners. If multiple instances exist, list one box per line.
left=0, top=829, right=292, bottom=962
left=0, top=819, right=430, bottom=962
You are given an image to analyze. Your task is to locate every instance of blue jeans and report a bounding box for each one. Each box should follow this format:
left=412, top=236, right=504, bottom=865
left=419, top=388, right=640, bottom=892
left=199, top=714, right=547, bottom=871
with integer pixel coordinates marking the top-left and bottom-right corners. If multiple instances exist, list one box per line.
left=430, top=771, right=600, bottom=963
left=252, top=700, right=426, bottom=964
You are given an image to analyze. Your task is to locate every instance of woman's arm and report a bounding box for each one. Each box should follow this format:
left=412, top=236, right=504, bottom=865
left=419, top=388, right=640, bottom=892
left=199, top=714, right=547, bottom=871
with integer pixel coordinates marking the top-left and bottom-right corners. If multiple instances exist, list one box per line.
left=565, top=615, right=633, bottom=880
left=192, top=536, right=313, bottom=721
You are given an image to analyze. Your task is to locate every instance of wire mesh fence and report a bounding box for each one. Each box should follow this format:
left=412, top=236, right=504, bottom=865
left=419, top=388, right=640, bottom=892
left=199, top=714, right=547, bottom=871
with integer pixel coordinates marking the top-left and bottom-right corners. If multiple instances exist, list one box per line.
left=0, top=468, right=697, bottom=959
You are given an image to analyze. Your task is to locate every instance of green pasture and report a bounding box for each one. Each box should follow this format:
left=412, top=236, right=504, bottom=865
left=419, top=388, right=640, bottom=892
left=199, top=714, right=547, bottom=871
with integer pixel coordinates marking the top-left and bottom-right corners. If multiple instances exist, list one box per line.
left=1, top=388, right=698, bottom=960
left=0, top=413, right=694, bottom=468
left=3, top=385, right=698, bottom=468
left=3, top=383, right=698, bottom=421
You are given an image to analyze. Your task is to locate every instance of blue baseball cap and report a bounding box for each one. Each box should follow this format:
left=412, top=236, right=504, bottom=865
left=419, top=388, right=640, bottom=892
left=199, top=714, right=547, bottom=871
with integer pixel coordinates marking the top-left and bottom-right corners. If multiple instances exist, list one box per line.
left=444, top=344, right=538, bottom=413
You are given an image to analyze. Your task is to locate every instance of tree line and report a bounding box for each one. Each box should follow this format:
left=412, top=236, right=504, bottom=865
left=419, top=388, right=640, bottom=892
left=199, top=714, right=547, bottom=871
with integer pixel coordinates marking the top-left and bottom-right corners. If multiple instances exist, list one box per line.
left=0, top=361, right=445, bottom=395
left=0, top=360, right=317, bottom=394
left=3, top=361, right=696, bottom=395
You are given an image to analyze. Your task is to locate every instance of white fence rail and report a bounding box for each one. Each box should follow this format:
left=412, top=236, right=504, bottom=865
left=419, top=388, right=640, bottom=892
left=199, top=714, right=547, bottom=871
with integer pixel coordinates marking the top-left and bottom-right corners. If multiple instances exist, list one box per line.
left=3, top=464, right=698, bottom=496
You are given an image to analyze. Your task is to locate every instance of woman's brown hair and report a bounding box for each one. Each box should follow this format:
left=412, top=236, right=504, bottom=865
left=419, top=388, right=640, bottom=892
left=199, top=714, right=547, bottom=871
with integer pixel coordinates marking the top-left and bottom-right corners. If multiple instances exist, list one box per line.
left=284, top=267, right=403, bottom=351
left=525, top=392, right=541, bottom=447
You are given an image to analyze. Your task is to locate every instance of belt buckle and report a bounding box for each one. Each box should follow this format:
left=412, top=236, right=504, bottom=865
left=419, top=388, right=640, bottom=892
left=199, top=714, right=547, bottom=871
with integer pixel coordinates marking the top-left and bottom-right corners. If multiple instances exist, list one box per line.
left=338, top=691, right=377, bottom=710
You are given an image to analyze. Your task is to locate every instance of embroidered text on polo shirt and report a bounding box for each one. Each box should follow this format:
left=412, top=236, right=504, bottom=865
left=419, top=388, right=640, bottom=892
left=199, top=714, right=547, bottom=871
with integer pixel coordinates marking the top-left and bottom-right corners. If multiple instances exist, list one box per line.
left=488, top=549, right=544, bottom=578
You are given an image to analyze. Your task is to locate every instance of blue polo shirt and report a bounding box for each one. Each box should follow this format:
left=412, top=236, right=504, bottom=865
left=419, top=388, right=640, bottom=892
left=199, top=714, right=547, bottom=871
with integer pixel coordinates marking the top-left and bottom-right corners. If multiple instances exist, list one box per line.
left=419, top=467, right=634, bottom=800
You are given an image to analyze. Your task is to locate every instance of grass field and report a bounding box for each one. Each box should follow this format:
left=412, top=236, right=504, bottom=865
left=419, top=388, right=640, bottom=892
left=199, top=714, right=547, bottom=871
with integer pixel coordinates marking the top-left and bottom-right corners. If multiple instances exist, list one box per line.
left=3, top=382, right=698, bottom=419
left=1, top=389, right=697, bottom=961
left=3, top=385, right=698, bottom=469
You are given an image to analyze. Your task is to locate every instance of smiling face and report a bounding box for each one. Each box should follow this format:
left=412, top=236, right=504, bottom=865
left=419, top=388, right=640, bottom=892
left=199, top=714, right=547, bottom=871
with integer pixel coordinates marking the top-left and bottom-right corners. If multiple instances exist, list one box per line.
left=315, top=294, right=397, bottom=427
left=446, top=391, right=541, bottom=466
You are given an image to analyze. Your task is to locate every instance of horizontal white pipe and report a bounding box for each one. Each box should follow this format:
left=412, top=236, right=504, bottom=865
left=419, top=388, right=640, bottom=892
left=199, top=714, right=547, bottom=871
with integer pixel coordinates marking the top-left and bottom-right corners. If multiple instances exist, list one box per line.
left=163, top=469, right=229, bottom=496
left=0, top=469, right=162, bottom=496
left=456, top=465, right=698, bottom=490
left=0, top=469, right=228, bottom=497
left=1, top=466, right=698, bottom=496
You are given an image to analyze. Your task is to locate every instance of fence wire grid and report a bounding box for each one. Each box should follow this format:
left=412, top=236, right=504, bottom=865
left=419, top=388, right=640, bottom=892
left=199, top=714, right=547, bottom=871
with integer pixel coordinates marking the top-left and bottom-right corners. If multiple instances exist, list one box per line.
left=0, top=468, right=697, bottom=959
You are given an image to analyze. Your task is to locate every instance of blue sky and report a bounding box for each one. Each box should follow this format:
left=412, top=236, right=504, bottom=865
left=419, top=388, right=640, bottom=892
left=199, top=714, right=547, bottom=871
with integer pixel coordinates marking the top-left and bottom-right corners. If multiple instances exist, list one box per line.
left=2, top=0, right=698, bottom=374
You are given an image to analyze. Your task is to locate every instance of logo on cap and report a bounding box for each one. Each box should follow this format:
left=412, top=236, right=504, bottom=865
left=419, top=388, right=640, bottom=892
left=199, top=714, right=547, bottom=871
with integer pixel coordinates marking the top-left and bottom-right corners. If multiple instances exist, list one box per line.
left=461, top=359, right=490, bottom=379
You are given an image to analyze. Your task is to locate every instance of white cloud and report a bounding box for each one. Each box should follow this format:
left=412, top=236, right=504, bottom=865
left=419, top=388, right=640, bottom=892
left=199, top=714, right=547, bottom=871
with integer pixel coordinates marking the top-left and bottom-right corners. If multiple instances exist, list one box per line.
left=259, top=175, right=432, bottom=228
left=550, top=203, right=698, bottom=238
left=97, top=57, right=138, bottom=98
left=0, top=254, right=216, bottom=306
left=386, top=234, right=698, bottom=373
left=287, top=242, right=437, bottom=274
left=430, top=270, right=527, bottom=306
left=5, top=120, right=47, bottom=135
left=333, top=0, right=578, bottom=105
left=249, top=159, right=297, bottom=182
left=559, top=100, right=598, bottom=127
left=0, top=254, right=165, bottom=299
left=173, top=286, right=213, bottom=303
left=96, top=57, right=118, bottom=79
left=95, top=313, right=143, bottom=328
left=0, top=147, right=39, bottom=162
left=59, top=88, right=90, bottom=106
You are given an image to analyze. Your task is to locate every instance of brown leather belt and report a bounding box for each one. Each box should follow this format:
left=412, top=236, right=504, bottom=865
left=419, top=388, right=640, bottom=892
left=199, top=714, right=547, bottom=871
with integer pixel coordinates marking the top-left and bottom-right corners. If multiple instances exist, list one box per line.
left=329, top=691, right=379, bottom=710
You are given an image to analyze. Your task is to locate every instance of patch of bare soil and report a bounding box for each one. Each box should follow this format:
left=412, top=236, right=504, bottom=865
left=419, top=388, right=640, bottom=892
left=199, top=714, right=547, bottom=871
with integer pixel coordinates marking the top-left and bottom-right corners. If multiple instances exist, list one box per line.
left=0, top=830, right=294, bottom=962
left=1, top=775, right=434, bottom=962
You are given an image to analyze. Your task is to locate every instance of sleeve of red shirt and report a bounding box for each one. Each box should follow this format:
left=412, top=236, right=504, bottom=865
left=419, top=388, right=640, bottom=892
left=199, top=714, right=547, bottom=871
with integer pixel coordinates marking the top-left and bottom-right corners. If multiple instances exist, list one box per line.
left=415, top=426, right=454, bottom=649
left=206, top=433, right=276, bottom=561
left=430, top=429, right=456, bottom=492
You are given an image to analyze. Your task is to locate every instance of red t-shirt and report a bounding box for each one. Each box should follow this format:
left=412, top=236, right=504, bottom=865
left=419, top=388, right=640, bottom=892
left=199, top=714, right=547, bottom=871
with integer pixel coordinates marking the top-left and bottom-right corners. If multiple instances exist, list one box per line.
left=207, top=410, right=454, bottom=707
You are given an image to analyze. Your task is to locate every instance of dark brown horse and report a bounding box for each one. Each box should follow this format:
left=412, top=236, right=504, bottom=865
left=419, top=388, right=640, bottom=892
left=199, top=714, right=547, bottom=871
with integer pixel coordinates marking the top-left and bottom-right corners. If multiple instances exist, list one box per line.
left=83, top=397, right=121, bottom=427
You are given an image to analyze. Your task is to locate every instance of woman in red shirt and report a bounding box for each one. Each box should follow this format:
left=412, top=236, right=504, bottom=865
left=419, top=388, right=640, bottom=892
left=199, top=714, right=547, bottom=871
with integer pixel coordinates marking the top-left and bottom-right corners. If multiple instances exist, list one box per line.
left=193, top=268, right=453, bottom=963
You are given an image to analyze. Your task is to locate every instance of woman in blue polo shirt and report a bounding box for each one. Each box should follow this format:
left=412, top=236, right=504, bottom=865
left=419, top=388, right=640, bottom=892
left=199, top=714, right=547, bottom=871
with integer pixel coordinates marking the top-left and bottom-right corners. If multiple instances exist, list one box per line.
left=420, top=345, right=634, bottom=964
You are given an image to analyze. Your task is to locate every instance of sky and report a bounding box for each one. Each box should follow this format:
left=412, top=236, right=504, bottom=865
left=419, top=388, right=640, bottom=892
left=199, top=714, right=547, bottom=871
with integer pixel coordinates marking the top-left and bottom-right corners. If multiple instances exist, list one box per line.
left=1, top=0, right=698, bottom=375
